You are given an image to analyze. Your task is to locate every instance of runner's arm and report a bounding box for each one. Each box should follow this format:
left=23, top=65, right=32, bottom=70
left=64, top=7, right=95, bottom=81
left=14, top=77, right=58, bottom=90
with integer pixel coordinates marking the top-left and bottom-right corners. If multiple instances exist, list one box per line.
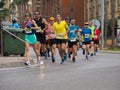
left=31, top=20, right=41, bottom=30
left=42, top=18, right=49, bottom=31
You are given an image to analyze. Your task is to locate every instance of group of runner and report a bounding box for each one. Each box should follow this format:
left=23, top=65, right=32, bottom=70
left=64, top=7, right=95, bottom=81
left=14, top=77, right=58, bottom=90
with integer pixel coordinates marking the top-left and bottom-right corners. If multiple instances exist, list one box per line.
left=23, top=11, right=101, bottom=66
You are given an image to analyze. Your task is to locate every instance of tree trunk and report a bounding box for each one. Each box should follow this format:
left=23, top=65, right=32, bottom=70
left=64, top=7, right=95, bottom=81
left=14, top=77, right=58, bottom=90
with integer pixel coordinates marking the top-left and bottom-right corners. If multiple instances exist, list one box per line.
left=104, top=0, right=108, bottom=47
left=110, top=0, right=115, bottom=48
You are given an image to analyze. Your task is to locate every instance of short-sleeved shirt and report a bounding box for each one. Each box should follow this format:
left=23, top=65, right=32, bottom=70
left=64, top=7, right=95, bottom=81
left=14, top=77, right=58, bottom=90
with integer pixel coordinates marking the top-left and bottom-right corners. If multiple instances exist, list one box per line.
left=12, top=23, right=20, bottom=28
left=52, top=21, right=68, bottom=39
left=46, top=23, right=56, bottom=40
left=94, top=29, right=101, bottom=40
left=81, top=28, right=92, bottom=42
left=89, top=26, right=95, bottom=38
left=68, top=24, right=80, bottom=42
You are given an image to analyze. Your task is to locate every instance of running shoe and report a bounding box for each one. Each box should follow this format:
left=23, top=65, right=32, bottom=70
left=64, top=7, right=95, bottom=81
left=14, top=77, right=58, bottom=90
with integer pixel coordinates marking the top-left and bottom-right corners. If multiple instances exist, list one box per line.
left=86, top=55, right=88, bottom=60
left=82, top=50, right=85, bottom=55
left=44, top=51, right=48, bottom=59
left=90, top=53, right=94, bottom=56
left=72, top=58, right=76, bottom=62
left=60, top=59, right=64, bottom=64
left=25, top=61, right=31, bottom=66
left=37, top=61, right=44, bottom=65
left=51, top=55, right=55, bottom=63
left=37, top=56, right=44, bottom=65
left=64, top=53, right=68, bottom=61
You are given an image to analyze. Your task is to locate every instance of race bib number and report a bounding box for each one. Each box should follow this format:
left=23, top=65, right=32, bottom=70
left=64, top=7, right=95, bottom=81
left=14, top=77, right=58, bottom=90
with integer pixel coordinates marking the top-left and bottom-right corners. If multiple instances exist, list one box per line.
left=94, top=35, right=98, bottom=39
left=46, top=35, right=49, bottom=40
left=25, top=28, right=32, bottom=33
left=85, top=34, right=90, bottom=38
left=70, top=38, right=76, bottom=42
left=50, top=33, right=55, bottom=38
left=36, top=27, right=42, bottom=32
left=57, top=33, right=63, bottom=39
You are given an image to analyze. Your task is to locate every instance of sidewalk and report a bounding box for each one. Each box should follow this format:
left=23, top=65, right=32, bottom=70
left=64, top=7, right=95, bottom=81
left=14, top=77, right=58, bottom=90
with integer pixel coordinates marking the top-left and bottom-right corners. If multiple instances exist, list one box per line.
left=0, top=48, right=37, bottom=69
left=0, top=56, right=26, bottom=68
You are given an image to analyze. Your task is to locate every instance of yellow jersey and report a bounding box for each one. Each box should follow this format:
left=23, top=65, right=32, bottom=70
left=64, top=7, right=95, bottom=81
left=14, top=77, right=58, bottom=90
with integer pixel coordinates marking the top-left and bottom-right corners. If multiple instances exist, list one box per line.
left=53, top=21, right=68, bottom=39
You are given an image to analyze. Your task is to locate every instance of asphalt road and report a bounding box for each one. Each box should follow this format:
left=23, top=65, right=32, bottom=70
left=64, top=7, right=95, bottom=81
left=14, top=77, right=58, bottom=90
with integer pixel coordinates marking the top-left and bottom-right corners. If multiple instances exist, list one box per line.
left=0, top=51, right=120, bottom=90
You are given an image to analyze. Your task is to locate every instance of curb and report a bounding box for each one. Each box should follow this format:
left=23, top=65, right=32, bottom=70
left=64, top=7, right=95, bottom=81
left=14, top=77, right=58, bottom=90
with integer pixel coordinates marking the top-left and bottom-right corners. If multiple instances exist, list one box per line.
left=0, top=57, right=35, bottom=69
left=0, top=61, right=25, bottom=68
left=99, top=50, right=120, bottom=54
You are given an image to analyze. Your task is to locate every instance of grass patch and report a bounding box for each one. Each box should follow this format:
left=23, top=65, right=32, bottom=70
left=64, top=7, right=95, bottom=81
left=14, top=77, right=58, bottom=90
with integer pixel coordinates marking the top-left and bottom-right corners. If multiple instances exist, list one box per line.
left=103, top=47, right=120, bottom=51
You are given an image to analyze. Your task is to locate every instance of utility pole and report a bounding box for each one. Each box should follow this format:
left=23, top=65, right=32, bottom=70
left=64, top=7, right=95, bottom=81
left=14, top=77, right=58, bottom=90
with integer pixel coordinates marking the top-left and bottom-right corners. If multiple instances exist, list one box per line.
left=101, top=0, right=104, bottom=49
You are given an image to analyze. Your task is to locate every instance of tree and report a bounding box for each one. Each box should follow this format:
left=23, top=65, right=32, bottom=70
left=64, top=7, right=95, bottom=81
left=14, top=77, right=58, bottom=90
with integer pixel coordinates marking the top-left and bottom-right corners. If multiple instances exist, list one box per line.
left=10, top=0, right=28, bottom=27
left=0, top=0, right=10, bottom=21
left=110, top=0, right=115, bottom=48
left=0, top=0, right=11, bottom=55
left=104, top=0, right=108, bottom=47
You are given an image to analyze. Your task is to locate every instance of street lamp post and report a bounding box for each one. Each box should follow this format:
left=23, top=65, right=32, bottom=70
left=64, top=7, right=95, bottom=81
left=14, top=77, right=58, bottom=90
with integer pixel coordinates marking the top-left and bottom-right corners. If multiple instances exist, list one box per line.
left=101, top=0, right=104, bottom=49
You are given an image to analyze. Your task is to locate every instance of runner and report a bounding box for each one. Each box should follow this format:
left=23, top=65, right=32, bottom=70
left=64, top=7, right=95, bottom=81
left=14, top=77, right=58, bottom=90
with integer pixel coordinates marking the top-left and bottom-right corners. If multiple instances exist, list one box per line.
left=94, top=25, right=101, bottom=55
left=64, top=16, right=71, bottom=60
left=24, top=13, right=43, bottom=66
left=12, top=18, right=20, bottom=28
left=65, top=16, right=71, bottom=26
left=46, top=17, right=56, bottom=63
left=33, top=11, right=48, bottom=59
left=68, top=18, right=81, bottom=62
left=52, top=14, right=68, bottom=64
left=88, top=21, right=95, bottom=56
left=81, top=22, right=92, bottom=59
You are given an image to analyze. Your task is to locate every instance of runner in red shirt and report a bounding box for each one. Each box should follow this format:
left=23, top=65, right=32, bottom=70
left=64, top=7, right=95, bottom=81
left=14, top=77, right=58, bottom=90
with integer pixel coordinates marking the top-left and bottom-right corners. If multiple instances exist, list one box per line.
left=94, top=25, right=101, bottom=55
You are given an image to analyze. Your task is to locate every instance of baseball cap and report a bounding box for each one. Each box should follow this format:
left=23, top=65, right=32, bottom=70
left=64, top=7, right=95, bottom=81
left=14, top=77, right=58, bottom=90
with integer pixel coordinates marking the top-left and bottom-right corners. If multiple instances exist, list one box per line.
left=65, top=16, right=70, bottom=20
left=49, top=17, right=55, bottom=21
left=85, top=22, right=89, bottom=25
left=12, top=17, right=17, bottom=21
left=25, top=13, right=31, bottom=17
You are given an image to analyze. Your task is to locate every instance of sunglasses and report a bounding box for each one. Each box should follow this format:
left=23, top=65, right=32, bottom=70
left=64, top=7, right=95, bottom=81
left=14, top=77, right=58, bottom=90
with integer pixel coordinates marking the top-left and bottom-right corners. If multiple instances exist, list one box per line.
left=34, top=13, right=39, bottom=15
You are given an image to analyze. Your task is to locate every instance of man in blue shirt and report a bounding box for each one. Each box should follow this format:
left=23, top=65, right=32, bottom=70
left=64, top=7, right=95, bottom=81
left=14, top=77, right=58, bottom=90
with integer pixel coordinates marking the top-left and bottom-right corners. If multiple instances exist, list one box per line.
left=81, top=22, right=92, bottom=59
left=12, top=18, right=20, bottom=28
left=68, top=18, right=81, bottom=62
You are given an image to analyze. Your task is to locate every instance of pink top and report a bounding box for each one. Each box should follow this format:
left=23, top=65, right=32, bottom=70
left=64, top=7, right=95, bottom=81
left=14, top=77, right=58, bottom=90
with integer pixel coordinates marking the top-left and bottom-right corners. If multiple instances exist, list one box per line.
left=46, top=23, right=56, bottom=40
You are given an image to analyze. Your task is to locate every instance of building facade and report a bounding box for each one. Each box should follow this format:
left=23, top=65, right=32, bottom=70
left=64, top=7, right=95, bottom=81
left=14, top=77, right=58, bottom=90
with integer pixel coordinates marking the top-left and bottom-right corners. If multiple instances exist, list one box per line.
left=4, top=0, right=84, bottom=27
left=84, top=0, right=120, bottom=21
left=32, top=0, right=84, bottom=27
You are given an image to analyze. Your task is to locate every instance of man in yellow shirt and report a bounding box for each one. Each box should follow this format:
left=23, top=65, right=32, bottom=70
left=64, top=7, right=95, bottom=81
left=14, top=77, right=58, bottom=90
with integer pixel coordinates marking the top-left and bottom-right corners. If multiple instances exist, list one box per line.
left=53, top=14, right=68, bottom=64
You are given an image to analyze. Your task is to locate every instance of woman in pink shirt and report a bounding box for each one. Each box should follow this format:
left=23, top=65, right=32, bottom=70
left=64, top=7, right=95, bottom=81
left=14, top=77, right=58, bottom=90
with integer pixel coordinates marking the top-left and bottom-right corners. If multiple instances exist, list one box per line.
left=46, top=17, right=56, bottom=63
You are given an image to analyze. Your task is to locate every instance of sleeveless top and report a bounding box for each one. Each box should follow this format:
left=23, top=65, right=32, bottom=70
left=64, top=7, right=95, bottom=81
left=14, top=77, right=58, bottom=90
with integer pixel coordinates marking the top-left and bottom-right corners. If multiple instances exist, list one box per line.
left=24, top=20, right=35, bottom=35
left=34, top=18, right=45, bottom=33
